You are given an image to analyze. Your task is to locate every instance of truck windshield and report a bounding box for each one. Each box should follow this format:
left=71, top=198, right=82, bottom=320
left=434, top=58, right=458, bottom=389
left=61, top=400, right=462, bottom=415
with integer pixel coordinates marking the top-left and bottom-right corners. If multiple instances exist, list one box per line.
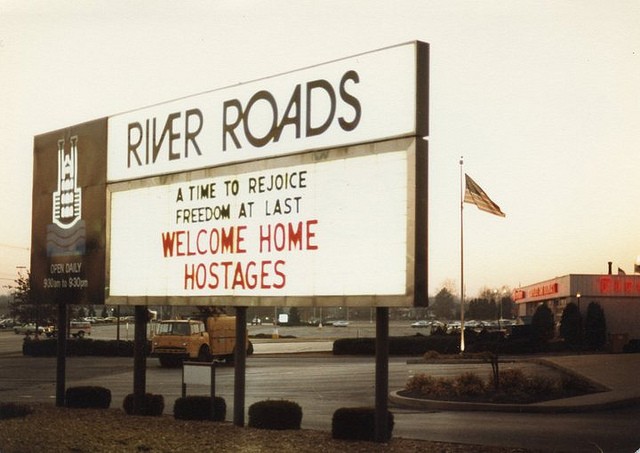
left=156, top=322, right=191, bottom=335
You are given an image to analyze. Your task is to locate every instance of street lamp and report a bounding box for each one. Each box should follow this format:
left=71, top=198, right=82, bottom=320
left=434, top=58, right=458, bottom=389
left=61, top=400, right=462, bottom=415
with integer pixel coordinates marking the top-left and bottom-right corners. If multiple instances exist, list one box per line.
left=493, top=289, right=501, bottom=330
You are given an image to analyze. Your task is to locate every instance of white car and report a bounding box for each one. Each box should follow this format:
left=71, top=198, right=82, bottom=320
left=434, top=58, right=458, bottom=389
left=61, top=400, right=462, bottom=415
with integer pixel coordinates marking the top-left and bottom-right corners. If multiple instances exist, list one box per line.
left=411, top=320, right=431, bottom=328
left=14, top=323, right=47, bottom=335
left=332, top=320, right=350, bottom=327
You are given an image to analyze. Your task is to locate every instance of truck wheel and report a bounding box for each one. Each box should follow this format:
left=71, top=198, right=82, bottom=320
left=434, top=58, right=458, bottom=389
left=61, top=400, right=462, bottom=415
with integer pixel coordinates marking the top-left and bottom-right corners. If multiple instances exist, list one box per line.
left=247, top=341, right=254, bottom=356
left=198, top=345, right=211, bottom=362
left=77, top=331, right=85, bottom=339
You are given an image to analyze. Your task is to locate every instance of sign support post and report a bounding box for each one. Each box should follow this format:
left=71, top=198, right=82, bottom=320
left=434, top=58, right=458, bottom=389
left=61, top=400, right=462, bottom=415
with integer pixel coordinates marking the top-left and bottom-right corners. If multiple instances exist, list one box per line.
left=133, top=305, right=147, bottom=414
left=55, top=302, right=67, bottom=407
left=233, top=306, right=247, bottom=426
left=375, top=307, right=390, bottom=442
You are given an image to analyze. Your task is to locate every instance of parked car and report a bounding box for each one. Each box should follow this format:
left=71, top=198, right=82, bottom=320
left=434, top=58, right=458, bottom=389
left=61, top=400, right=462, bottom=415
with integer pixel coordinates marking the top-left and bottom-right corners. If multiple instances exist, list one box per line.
left=332, top=320, right=350, bottom=327
left=0, top=318, right=16, bottom=329
left=45, top=321, right=92, bottom=338
left=70, top=321, right=91, bottom=338
left=14, top=323, right=47, bottom=335
left=410, top=320, right=431, bottom=328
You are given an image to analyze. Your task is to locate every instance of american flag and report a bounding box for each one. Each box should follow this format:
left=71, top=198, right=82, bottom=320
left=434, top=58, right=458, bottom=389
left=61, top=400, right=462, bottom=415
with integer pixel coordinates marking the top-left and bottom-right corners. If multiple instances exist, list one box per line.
left=464, top=174, right=506, bottom=217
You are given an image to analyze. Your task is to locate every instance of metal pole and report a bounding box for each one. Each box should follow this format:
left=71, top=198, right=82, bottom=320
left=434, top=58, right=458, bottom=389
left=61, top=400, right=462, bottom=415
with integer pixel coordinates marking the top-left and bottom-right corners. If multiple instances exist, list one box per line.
left=460, top=157, right=466, bottom=353
left=233, top=306, right=247, bottom=426
left=210, top=362, right=216, bottom=421
left=374, top=306, right=389, bottom=442
left=133, top=305, right=147, bottom=415
left=55, top=302, right=67, bottom=407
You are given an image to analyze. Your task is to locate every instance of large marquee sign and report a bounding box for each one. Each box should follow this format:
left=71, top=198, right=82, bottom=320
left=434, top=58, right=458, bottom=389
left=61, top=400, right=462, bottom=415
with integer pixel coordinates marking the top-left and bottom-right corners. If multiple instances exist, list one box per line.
left=107, top=137, right=425, bottom=306
left=32, top=41, right=428, bottom=307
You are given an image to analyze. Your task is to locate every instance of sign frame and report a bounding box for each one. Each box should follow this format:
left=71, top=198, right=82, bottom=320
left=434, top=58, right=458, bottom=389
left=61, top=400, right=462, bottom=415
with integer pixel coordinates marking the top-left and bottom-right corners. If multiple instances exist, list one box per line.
left=105, top=136, right=427, bottom=307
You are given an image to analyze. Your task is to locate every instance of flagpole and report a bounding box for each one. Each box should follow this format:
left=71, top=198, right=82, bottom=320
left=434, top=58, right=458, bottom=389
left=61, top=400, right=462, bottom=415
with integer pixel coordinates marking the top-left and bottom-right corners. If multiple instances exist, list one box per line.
left=459, top=156, right=465, bottom=353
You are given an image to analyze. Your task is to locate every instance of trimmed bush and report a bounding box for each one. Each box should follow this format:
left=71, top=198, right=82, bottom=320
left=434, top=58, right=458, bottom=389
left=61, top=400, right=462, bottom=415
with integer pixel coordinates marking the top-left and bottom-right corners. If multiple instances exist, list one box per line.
left=123, top=393, right=164, bottom=416
left=0, top=403, right=33, bottom=420
left=248, top=400, right=302, bottom=430
left=65, top=386, right=111, bottom=409
left=173, top=396, right=226, bottom=421
left=332, top=407, right=394, bottom=441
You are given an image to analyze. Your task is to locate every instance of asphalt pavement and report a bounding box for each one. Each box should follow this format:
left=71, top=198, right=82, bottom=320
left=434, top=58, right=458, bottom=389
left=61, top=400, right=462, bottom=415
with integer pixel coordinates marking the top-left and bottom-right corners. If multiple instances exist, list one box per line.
left=254, top=338, right=640, bottom=414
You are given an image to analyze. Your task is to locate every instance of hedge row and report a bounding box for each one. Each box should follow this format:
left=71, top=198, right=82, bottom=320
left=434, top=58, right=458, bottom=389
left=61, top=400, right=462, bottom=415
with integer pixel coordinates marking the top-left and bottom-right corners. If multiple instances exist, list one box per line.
left=22, top=339, right=150, bottom=357
left=333, top=335, right=461, bottom=355
left=332, top=331, right=597, bottom=356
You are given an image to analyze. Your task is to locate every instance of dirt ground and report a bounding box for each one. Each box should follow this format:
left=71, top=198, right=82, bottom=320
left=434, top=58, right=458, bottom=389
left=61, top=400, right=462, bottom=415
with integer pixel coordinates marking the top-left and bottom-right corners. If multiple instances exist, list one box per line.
left=0, top=404, right=537, bottom=453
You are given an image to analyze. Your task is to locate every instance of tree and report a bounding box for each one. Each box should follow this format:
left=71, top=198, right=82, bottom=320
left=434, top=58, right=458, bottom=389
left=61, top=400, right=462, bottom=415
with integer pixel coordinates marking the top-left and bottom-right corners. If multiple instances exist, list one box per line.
left=288, top=307, right=301, bottom=325
left=584, top=301, right=607, bottom=351
left=531, top=303, right=555, bottom=344
left=7, top=271, right=56, bottom=324
left=467, top=297, right=496, bottom=320
left=431, top=287, right=455, bottom=319
left=498, top=295, right=516, bottom=320
left=559, top=302, right=582, bottom=348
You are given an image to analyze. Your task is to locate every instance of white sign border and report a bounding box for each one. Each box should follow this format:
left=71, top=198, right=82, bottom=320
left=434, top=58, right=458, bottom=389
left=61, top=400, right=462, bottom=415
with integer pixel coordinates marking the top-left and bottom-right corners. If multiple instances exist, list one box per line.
left=105, top=136, right=427, bottom=307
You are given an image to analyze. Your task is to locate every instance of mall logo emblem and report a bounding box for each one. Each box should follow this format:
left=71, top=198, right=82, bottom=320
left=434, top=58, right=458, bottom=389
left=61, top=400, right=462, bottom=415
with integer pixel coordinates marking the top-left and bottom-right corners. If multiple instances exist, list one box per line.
left=47, top=136, right=86, bottom=256
left=53, top=136, right=82, bottom=228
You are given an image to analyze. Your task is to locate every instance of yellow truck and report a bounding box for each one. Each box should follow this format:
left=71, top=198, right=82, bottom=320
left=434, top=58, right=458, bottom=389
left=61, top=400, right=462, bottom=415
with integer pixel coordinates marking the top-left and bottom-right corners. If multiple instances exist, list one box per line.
left=151, top=315, right=252, bottom=367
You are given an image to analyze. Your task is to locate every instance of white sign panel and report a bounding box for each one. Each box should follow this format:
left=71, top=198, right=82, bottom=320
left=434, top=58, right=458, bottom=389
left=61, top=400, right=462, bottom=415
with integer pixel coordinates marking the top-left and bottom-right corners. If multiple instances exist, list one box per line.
left=107, top=42, right=427, bottom=182
left=108, top=146, right=410, bottom=299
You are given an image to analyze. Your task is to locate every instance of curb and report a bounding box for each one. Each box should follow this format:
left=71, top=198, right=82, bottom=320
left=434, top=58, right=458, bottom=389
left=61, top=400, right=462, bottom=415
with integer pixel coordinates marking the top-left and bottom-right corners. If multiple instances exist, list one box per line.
left=391, top=356, right=640, bottom=413
left=389, top=390, right=640, bottom=413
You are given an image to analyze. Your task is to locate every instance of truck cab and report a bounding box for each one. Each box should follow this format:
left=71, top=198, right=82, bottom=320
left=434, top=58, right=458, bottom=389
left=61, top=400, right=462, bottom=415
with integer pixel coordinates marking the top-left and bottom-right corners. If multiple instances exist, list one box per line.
left=152, top=320, right=208, bottom=367
left=151, top=316, right=250, bottom=367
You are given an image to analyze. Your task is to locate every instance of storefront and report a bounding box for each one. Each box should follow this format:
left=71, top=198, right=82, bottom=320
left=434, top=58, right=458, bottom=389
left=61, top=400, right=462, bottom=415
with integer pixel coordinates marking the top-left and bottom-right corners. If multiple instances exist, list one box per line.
left=513, top=274, right=640, bottom=340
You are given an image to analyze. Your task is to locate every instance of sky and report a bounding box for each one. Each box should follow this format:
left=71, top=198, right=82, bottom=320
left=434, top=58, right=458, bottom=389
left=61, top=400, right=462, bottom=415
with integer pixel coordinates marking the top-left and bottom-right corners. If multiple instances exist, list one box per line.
left=1, top=0, right=639, bottom=299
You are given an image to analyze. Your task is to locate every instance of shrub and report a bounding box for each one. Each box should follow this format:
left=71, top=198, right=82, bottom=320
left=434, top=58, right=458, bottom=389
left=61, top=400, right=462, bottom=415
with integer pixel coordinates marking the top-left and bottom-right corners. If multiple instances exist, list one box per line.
left=406, top=374, right=438, bottom=394
left=248, top=400, right=302, bottom=430
left=514, top=375, right=559, bottom=403
left=498, top=368, right=526, bottom=392
left=0, top=403, right=33, bottom=420
left=406, top=374, right=462, bottom=398
left=123, top=393, right=164, bottom=416
left=65, top=386, right=111, bottom=409
left=173, top=396, right=226, bottom=421
left=332, top=407, right=394, bottom=441
left=422, top=350, right=440, bottom=360
left=454, top=372, right=486, bottom=397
